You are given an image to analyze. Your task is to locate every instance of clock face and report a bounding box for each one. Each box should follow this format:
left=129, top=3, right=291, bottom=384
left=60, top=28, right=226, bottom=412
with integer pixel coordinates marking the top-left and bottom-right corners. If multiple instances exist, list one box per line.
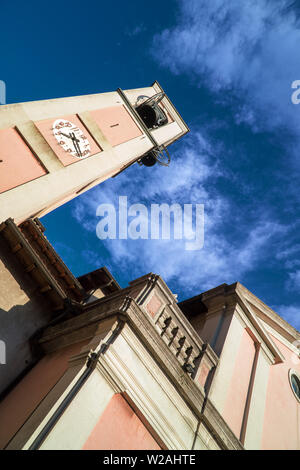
left=52, top=119, right=91, bottom=158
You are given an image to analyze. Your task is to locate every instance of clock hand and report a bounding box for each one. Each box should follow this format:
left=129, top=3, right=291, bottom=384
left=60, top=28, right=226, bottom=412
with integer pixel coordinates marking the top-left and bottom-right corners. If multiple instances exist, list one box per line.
left=59, top=131, right=73, bottom=139
left=59, top=131, right=81, bottom=144
left=70, top=132, right=80, bottom=143
left=57, top=130, right=82, bottom=157
left=70, top=132, right=82, bottom=157
left=71, top=137, right=80, bottom=156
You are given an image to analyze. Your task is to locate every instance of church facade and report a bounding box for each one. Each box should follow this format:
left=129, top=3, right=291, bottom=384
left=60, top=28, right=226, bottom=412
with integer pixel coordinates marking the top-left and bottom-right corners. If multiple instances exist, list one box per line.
left=0, top=84, right=299, bottom=450
left=0, top=217, right=299, bottom=450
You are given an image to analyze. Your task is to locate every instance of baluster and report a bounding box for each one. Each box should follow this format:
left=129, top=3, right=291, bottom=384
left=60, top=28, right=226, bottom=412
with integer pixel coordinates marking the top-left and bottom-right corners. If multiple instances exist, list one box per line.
left=163, top=318, right=176, bottom=345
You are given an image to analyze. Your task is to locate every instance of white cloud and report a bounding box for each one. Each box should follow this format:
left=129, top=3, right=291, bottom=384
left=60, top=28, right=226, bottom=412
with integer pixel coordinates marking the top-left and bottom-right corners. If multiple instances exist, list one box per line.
left=274, top=304, right=300, bottom=330
left=73, top=130, right=287, bottom=295
left=276, top=243, right=300, bottom=260
left=152, top=0, right=300, bottom=140
left=125, top=24, right=146, bottom=37
left=286, top=269, right=300, bottom=291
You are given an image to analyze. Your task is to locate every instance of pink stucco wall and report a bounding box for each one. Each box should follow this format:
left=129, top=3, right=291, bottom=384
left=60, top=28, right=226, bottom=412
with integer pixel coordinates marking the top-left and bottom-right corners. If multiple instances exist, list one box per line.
left=222, top=328, right=256, bottom=438
left=0, top=127, right=46, bottom=193
left=197, top=362, right=210, bottom=389
left=90, top=105, right=142, bottom=147
left=0, top=341, right=86, bottom=449
left=146, top=294, right=162, bottom=319
left=261, top=334, right=300, bottom=450
left=83, top=394, right=161, bottom=450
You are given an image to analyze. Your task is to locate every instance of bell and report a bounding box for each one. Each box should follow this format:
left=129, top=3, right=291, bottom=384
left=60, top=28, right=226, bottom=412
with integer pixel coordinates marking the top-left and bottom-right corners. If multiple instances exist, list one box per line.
left=140, top=151, right=157, bottom=167
left=136, top=104, right=158, bottom=128
left=136, top=103, right=168, bottom=129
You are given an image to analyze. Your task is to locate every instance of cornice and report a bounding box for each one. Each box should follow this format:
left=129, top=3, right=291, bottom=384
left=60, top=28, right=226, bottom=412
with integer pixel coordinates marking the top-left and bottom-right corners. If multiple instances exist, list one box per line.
left=236, top=282, right=300, bottom=341
left=234, top=296, right=284, bottom=364
left=0, top=218, right=68, bottom=309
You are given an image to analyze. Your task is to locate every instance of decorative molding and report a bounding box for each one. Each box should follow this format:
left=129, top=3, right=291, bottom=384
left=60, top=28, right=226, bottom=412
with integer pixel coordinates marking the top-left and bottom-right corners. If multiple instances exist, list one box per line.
left=263, top=322, right=300, bottom=356
left=236, top=283, right=300, bottom=342
left=235, top=298, right=284, bottom=364
left=288, top=369, right=300, bottom=403
left=33, top=274, right=242, bottom=450
left=99, top=346, right=189, bottom=450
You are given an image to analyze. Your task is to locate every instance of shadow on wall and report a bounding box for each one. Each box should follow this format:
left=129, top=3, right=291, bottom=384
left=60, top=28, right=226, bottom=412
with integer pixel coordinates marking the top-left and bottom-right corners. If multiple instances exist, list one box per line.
left=0, top=305, right=43, bottom=398
left=0, top=238, right=54, bottom=398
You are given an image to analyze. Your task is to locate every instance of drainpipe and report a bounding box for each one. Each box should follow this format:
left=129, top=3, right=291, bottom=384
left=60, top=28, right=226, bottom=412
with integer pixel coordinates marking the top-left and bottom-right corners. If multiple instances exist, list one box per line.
left=190, top=342, right=217, bottom=450
left=239, top=341, right=261, bottom=445
left=190, top=305, right=227, bottom=450
left=191, top=419, right=201, bottom=450
left=27, top=319, right=124, bottom=450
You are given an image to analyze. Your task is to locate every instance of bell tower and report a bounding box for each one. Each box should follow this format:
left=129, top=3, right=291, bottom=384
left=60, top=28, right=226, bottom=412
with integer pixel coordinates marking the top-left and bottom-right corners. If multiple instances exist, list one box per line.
left=0, top=81, right=189, bottom=224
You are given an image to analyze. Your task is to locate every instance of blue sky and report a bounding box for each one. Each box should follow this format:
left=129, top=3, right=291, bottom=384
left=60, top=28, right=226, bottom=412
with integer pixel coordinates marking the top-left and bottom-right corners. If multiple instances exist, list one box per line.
left=1, top=0, right=300, bottom=329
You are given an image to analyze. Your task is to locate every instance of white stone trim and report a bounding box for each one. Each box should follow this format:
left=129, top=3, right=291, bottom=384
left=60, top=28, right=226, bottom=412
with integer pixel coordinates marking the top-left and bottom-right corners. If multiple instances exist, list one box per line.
left=97, top=324, right=199, bottom=450
left=288, top=369, right=300, bottom=403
